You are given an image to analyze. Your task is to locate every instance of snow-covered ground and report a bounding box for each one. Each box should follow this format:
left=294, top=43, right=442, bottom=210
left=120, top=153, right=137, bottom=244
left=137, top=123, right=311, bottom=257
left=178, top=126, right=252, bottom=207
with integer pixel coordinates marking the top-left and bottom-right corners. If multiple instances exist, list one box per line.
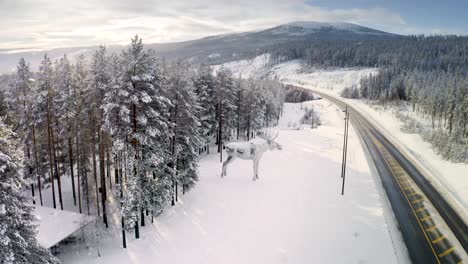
left=48, top=98, right=406, bottom=263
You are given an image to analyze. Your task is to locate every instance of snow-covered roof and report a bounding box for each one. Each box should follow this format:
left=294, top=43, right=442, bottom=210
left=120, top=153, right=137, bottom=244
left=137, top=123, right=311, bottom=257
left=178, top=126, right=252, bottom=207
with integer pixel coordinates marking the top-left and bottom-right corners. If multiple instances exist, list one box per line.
left=34, top=206, right=95, bottom=249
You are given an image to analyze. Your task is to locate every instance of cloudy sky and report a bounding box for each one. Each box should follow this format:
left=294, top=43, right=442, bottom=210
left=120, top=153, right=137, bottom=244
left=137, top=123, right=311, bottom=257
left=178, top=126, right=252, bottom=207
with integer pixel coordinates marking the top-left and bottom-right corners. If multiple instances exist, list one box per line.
left=0, top=0, right=466, bottom=51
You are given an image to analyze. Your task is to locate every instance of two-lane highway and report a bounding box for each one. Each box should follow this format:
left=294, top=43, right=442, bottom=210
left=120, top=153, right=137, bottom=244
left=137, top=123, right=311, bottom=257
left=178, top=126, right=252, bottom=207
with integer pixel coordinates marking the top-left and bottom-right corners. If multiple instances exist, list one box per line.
left=296, top=87, right=468, bottom=264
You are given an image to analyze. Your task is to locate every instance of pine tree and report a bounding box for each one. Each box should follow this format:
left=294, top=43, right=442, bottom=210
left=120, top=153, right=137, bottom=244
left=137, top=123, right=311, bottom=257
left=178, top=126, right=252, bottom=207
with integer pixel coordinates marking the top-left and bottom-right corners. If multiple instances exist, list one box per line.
left=193, top=64, right=217, bottom=152
left=104, top=35, right=172, bottom=237
left=35, top=54, right=59, bottom=209
left=166, top=61, right=202, bottom=196
left=214, top=67, right=235, bottom=158
left=0, top=119, right=59, bottom=264
left=14, top=58, right=38, bottom=204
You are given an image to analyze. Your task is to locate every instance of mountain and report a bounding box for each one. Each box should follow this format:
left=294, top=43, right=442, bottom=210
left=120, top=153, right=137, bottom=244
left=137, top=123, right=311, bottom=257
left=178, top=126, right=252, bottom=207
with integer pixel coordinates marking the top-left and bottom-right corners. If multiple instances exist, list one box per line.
left=0, top=21, right=398, bottom=73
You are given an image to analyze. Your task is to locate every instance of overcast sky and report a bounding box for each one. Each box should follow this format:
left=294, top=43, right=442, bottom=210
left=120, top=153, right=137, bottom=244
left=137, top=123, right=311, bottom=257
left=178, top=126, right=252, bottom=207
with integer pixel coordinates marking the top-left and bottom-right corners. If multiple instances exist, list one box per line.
left=0, top=0, right=466, bottom=51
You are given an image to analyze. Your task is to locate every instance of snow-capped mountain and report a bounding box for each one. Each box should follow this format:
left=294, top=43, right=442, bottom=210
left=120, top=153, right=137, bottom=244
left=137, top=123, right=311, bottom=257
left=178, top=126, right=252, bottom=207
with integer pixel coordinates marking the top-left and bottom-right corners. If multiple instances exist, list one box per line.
left=267, top=21, right=393, bottom=36
left=0, top=21, right=397, bottom=73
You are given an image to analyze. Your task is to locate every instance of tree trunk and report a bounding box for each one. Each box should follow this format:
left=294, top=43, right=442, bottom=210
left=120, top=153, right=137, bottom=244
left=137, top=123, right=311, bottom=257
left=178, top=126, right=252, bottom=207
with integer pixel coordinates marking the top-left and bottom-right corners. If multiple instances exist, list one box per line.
left=106, top=135, right=112, bottom=189
left=99, top=128, right=108, bottom=228
left=76, top=133, right=82, bottom=214
left=171, top=100, right=178, bottom=206
left=50, top=122, right=63, bottom=210
left=69, top=137, right=76, bottom=206
left=91, top=116, right=100, bottom=216
left=32, top=125, right=43, bottom=206
left=218, top=98, right=223, bottom=162
left=46, top=105, right=56, bottom=209
left=131, top=103, right=140, bottom=239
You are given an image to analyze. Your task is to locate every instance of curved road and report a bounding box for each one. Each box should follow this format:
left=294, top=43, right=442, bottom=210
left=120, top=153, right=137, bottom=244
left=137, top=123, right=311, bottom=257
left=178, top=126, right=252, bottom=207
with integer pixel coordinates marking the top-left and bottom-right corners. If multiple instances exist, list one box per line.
left=297, top=87, right=468, bottom=264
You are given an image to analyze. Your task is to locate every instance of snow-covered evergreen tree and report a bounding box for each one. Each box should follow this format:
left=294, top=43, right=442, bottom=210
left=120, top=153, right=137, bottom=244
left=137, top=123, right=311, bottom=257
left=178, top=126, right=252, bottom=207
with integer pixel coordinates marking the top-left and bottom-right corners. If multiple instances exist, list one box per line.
left=13, top=58, right=37, bottom=201
left=34, top=54, right=61, bottom=209
left=0, top=119, right=59, bottom=264
left=166, top=61, right=202, bottom=194
left=193, top=64, right=217, bottom=149
left=214, top=67, right=235, bottom=152
left=104, top=35, right=172, bottom=233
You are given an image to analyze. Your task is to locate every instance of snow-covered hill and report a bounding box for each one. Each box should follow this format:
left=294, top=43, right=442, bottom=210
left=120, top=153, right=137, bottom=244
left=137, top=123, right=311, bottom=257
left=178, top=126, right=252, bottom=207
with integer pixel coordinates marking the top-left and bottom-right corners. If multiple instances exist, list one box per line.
left=212, top=53, right=378, bottom=94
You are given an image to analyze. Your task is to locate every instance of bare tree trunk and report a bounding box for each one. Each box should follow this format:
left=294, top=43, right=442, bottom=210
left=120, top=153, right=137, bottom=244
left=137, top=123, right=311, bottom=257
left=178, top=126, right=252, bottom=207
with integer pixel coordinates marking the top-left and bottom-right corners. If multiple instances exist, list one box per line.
left=91, top=116, right=100, bottom=216
left=76, top=133, right=82, bottom=213
left=114, top=154, right=119, bottom=185
left=84, top=146, right=90, bottom=216
left=46, top=105, right=56, bottom=209
left=171, top=99, right=178, bottom=206
left=69, top=137, right=76, bottom=206
left=106, top=135, right=112, bottom=189
left=50, top=122, right=63, bottom=210
left=132, top=103, right=140, bottom=239
left=32, top=125, right=43, bottom=206
left=99, top=128, right=108, bottom=228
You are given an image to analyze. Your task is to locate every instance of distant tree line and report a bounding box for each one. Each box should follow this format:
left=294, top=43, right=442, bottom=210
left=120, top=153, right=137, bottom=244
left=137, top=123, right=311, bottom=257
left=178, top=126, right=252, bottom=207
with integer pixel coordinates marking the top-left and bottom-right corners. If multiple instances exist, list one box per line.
left=0, top=35, right=285, bottom=252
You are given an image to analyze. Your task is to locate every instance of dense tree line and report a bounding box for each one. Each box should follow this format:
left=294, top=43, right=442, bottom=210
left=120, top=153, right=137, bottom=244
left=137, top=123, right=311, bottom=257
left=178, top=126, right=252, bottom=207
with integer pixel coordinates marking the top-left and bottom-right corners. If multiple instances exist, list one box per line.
left=268, top=35, right=468, bottom=71
left=358, top=68, right=468, bottom=161
left=0, top=35, right=285, bottom=253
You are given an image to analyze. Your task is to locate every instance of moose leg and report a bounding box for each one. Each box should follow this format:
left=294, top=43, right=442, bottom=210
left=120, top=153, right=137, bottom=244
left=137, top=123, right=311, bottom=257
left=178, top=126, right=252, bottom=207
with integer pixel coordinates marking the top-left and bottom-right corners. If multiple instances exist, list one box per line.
left=222, top=156, right=234, bottom=177
left=253, top=160, right=258, bottom=181
left=255, top=160, right=259, bottom=180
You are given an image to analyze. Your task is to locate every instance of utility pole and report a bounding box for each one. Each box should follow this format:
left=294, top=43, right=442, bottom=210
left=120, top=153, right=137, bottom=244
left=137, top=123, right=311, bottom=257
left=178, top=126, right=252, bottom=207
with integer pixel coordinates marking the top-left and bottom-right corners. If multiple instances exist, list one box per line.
left=341, top=107, right=350, bottom=195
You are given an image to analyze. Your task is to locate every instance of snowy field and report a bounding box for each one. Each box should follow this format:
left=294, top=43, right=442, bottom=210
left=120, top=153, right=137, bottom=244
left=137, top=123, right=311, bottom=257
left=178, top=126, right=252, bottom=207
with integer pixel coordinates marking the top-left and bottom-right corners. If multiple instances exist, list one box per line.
left=50, top=99, right=406, bottom=264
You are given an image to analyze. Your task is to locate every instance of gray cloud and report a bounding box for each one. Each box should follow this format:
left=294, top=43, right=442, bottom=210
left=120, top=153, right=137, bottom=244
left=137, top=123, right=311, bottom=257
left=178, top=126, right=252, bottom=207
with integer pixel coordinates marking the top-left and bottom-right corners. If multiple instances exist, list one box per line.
left=0, top=0, right=411, bottom=50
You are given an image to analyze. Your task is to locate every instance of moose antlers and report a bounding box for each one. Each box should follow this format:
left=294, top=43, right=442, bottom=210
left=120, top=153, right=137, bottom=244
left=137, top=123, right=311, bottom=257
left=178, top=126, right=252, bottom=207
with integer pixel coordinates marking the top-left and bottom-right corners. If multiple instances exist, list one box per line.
left=258, top=127, right=278, bottom=141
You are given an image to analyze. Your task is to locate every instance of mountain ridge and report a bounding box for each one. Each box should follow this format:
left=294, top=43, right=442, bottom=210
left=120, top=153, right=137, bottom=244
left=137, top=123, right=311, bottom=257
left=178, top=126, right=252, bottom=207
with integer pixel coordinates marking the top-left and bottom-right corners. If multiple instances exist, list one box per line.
left=0, top=21, right=398, bottom=73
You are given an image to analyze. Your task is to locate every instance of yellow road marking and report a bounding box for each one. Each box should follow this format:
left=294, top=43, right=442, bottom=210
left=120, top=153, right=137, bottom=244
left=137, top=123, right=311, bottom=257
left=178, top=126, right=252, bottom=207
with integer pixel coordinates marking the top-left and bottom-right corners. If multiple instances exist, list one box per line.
left=369, top=134, right=441, bottom=264
left=420, top=215, right=432, bottom=221
left=407, top=192, right=418, bottom=197
left=416, top=207, right=426, bottom=213
left=426, top=225, right=438, bottom=232
left=438, top=247, right=455, bottom=257
left=412, top=198, right=424, bottom=204
left=432, top=236, right=446, bottom=244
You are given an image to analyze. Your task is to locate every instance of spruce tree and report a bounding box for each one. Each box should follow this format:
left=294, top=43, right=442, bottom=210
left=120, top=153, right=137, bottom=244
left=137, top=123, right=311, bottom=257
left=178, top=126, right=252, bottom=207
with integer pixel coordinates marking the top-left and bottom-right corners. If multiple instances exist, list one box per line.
left=0, top=119, right=59, bottom=264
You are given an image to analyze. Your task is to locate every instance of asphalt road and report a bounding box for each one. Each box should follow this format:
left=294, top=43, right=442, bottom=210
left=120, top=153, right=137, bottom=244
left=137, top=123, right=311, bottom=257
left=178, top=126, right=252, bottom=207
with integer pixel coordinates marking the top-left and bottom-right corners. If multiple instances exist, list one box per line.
left=298, top=87, right=468, bottom=264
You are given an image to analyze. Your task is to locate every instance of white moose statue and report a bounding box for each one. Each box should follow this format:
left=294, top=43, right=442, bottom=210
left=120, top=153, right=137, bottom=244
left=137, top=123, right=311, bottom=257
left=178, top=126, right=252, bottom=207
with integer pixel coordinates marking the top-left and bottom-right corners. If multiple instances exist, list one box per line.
left=221, top=129, right=282, bottom=181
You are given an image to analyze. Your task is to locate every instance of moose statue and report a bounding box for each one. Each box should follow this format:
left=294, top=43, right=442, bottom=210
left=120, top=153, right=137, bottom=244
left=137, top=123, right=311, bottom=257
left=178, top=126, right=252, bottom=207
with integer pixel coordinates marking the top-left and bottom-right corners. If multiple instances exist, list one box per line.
left=221, top=129, right=282, bottom=181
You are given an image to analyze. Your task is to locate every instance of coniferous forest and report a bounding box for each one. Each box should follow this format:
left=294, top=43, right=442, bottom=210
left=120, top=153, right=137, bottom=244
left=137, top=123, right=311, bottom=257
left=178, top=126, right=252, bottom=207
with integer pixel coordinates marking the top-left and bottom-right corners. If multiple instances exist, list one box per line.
left=0, top=35, right=285, bottom=259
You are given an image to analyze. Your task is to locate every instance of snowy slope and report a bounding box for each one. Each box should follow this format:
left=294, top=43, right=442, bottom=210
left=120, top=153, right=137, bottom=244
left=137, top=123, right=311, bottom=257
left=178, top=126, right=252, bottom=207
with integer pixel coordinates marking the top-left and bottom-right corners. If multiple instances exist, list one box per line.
left=57, top=99, right=407, bottom=264
left=213, top=54, right=377, bottom=91
left=211, top=54, right=272, bottom=78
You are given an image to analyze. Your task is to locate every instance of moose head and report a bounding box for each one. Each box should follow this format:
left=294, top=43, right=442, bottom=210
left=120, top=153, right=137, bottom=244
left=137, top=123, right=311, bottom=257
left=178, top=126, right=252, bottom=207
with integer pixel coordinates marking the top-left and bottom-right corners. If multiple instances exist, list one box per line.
left=258, top=129, right=282, bottom=151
